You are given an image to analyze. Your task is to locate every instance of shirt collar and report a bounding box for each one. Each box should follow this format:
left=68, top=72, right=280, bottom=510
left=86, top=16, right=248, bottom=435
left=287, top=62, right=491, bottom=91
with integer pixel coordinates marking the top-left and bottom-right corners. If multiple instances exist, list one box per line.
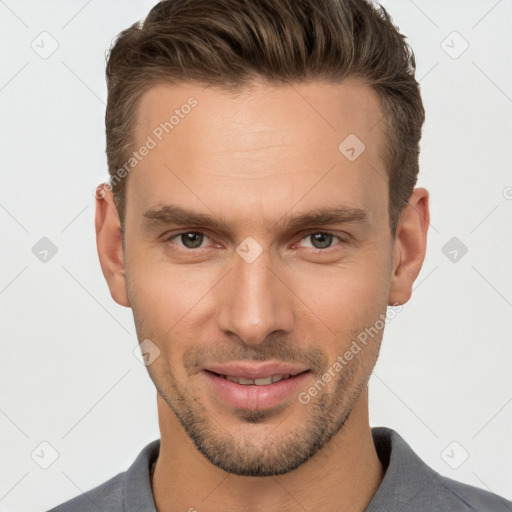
left=365, top=427, right=439, bottom=511
left=123, top=438, right=159, bottom=512
left=121, top=427, right=437, bottom=511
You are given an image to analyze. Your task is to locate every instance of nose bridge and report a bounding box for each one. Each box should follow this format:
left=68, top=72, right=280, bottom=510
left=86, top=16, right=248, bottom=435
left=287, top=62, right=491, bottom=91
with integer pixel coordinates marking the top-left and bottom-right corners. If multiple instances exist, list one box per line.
left=216, top=244, right=295, bottom=344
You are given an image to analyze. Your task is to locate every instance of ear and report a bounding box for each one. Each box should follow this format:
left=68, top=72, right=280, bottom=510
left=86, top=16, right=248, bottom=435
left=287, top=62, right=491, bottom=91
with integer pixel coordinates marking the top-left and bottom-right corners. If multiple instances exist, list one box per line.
left=388, top=187, right=430, bottom=306
left=95, top=184, right=130, bottom=307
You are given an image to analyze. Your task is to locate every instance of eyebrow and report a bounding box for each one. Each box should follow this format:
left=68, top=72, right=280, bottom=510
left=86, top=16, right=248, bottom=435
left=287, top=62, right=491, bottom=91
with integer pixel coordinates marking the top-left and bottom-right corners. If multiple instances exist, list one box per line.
left=142, top=203, right=369, bottom=232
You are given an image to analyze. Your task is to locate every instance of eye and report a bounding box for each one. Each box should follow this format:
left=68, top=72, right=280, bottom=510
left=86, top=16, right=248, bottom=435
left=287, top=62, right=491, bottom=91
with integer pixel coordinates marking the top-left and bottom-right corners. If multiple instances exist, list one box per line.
left=299, top=232, right=342, bottom=250
left=163, top=230, right=346, bottom=252
left=168, top=231, right=209, bottom=249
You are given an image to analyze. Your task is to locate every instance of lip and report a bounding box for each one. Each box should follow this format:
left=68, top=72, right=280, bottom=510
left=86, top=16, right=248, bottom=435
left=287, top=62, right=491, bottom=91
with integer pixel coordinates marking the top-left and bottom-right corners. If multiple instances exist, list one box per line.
left=203, top=368, right=311, bottom=410
left=204, top=362, right=309, bottom=380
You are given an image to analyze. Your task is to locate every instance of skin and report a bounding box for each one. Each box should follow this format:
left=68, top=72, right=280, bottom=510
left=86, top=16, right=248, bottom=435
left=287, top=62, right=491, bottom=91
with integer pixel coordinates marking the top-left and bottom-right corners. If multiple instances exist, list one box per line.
left=96, top=77, right=429, bottom=511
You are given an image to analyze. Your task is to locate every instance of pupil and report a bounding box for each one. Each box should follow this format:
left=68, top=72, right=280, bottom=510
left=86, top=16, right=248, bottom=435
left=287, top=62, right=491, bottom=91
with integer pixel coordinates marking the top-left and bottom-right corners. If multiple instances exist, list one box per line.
left=311, top=233, right=332, bottom=249
left=182, top=232, right=203, bottom=248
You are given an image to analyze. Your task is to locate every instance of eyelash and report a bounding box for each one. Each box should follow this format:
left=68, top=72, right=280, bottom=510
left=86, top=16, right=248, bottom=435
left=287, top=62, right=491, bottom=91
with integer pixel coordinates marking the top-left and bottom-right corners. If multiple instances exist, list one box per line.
left=163, top=231, right=347, bottom=251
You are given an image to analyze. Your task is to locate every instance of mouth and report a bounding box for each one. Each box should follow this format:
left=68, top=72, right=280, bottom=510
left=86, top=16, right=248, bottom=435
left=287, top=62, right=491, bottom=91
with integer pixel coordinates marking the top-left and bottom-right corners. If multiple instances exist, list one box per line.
left=202, top=368, right=312, bottom=410
left=206, top=370, right=307, bottom=386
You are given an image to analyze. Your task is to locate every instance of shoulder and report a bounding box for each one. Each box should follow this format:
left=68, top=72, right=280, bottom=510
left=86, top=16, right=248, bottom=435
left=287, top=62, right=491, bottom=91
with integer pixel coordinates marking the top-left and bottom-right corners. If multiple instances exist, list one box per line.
left=369, top=427, right=512, bottom=511
left=46, top=439, right=160, bottom=512
left=434, top=473, right=512, bottom=511
left=46, top=471, right=126, bottom=511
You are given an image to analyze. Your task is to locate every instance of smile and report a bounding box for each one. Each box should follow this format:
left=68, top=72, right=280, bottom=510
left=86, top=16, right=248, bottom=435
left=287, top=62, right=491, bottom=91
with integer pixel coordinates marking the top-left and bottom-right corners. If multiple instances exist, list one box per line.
left=214, top=373, right=294, bottom=386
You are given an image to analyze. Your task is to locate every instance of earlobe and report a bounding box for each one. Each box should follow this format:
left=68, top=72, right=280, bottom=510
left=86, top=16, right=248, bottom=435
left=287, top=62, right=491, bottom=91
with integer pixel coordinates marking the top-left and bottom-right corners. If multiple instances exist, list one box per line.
left=95, top=184, right=131, bottom=308
left=387, top=188, right=430, bottom=307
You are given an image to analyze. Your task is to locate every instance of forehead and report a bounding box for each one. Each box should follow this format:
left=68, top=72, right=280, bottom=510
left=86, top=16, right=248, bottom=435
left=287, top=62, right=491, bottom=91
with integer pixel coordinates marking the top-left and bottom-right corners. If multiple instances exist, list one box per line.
left=128, top=78, right=388, bottom=230
left=136, top=78, right=385, bottom=151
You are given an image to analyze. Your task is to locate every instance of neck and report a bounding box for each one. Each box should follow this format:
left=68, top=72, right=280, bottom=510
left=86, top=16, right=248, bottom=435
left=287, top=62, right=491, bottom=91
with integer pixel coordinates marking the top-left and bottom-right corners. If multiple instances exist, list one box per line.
left=151, top=388, right=384, bottom=512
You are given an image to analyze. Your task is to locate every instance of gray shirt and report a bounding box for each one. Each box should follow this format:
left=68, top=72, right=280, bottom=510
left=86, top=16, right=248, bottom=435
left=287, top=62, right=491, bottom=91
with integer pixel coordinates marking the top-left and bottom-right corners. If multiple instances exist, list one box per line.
left=48, top=427, right=512, bottom=511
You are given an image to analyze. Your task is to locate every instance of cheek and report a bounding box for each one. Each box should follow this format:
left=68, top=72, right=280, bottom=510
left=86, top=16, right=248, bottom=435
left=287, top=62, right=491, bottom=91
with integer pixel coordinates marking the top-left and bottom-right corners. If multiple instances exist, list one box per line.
left=126, top=261, right=220, bottom=336
left=126, top=236, right=391, bottom=341
left=125, top=224, right=219, bottom=303
left=290, top=257, right=390, bottom=334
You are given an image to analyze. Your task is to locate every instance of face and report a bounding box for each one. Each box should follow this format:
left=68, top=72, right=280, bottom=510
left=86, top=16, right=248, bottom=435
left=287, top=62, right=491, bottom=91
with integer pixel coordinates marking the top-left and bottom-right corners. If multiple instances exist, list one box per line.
left=119, top=78, right=397, bottom=476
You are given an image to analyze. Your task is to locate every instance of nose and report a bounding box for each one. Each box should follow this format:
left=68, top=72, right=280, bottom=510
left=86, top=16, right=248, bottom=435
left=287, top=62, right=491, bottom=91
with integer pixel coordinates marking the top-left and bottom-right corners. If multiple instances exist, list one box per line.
left=215, top=247, right=296, bottom=346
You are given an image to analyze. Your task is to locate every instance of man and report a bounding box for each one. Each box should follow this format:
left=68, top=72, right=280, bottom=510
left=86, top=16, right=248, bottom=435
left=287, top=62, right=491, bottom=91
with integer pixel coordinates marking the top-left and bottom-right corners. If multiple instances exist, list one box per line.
left=49, top=0, right=511, bottom=510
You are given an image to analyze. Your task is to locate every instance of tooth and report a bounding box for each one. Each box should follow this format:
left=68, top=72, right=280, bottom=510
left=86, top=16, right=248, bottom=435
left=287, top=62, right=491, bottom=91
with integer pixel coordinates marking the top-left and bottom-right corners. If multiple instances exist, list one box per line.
left=238, top=377, right=255, bottom=385
left=254, top=377, right=273, bottom=385
left=224, top=374, right=294, bottom=385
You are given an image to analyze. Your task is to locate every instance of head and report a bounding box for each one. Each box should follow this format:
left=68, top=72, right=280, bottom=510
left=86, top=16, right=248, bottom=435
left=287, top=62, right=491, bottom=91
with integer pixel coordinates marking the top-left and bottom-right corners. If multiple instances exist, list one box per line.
left=96, top=0, right=429, bottom=477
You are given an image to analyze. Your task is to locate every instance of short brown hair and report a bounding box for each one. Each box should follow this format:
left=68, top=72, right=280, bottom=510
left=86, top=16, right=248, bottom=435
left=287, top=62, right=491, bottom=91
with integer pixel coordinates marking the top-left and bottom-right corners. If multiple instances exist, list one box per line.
left=105, top=0, right=424, bottom=237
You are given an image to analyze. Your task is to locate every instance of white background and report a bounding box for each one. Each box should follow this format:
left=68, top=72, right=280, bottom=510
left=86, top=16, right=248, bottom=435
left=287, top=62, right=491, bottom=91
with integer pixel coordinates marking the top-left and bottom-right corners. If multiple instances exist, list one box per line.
left=0, top=0, right=511, bottom=510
